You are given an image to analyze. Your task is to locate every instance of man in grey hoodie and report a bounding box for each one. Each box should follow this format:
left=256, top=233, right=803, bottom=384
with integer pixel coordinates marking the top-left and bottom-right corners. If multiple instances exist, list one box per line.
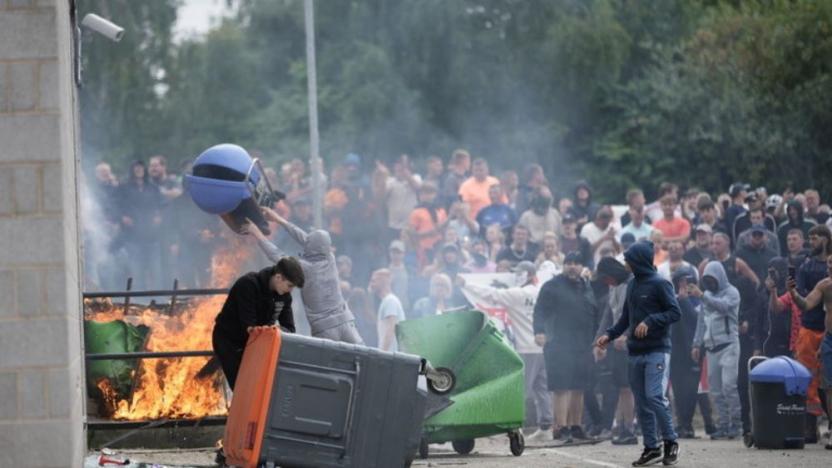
left=689, top=261, right=741, bottom=439
left=243, top=207, right=364, bottom=344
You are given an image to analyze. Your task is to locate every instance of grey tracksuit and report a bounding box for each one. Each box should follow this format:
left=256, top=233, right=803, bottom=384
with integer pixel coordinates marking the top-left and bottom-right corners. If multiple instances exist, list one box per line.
left=257, top=221, right=363, bottom=344
left=693, top=261, right=741, bottom=434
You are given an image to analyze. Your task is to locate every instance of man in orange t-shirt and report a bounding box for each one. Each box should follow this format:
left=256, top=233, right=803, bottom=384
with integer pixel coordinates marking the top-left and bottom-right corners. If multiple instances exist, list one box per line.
left=653, top=194, right=691, bottom=243
left=407, top=182, right=448, bottom=267
left=458, top=158, right=505, bottom=218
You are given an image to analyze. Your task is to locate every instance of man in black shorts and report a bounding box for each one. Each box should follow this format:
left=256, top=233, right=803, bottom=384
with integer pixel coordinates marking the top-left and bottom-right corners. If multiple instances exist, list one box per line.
left=534, top=251, right=598, bottom=442
left=211, top=257, right=305, bottom=389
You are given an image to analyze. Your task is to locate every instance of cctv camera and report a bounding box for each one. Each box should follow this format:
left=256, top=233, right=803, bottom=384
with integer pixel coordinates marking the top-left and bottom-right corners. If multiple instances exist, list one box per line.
left=81, top=13, right=124, bottom=42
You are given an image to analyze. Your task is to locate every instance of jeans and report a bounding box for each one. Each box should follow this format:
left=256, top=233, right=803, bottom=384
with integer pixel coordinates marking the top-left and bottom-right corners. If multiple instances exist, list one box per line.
left=521, top=353, right=553, bottom=429
left=707, top=341, right=742, bottom=434
left=629, top=352, right=677, bottom=448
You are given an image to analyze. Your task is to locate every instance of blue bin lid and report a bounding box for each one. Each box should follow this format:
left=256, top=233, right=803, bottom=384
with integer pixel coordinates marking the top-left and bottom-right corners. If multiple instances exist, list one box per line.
left=193, top=144, right=255, bottom=177
left=186, top=144, right=261, bottom=215
left=749, top=356, right=812, bottom=396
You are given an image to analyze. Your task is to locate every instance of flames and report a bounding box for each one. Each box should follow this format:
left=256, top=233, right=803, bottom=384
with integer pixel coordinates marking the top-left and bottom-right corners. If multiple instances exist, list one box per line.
left=87, top=235, right=255, bottom=421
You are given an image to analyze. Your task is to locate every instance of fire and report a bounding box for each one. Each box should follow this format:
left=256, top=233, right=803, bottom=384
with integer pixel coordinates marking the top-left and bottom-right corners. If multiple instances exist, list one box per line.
left=86, top=235, right=256, bottom=420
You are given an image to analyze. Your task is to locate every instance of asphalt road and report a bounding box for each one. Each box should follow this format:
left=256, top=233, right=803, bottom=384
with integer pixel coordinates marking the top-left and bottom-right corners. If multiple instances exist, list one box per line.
left=88, top=436, right=831, bottom=467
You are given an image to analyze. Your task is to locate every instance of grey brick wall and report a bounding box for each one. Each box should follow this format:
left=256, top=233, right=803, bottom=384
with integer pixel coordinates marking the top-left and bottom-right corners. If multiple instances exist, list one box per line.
left=0, top=0, right=85, bottom=466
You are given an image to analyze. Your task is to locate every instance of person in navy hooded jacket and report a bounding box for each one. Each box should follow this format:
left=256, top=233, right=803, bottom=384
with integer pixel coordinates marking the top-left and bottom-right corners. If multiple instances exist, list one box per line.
left=596, top=240, right=681, bottom=466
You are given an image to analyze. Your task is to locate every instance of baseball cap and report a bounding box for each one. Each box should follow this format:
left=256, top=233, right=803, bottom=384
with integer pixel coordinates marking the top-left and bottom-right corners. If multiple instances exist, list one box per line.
left=620, top=232, right=636, bottom=248
left=750, top=225, right=766, bottom=236
left=564, top=251, right=583, bottom=264
left=389, top=239, right=405, bottom=252
left=562, top=212, right=577, bottom=224
left=695, top=224, right=713, bottom=234
left=671, top=264, right=697, bottom=285
left=513, top=261, right=537, bottom=276
left=729, top=182, right=750, bottom=198
left=766, top=194, right=783, bottom=210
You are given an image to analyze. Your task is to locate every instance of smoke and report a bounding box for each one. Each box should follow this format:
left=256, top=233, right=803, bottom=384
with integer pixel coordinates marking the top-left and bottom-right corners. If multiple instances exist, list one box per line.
left=79, top=176, right=118, bottom=291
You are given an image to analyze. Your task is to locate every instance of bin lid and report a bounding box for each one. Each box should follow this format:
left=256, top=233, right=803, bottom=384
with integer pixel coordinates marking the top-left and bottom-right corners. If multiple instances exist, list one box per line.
left=749, top=356, right=811, bottom=396
left=194, top=143, right=255, bottom=177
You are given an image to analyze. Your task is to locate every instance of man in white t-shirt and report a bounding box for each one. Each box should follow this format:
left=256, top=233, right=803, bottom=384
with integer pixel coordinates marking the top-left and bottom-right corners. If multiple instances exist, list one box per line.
left=457, top=261, right=553, bottom=441
left=580, top=206, right=620, bottom=263
left=657, top=240, right=699, bottom=284
left=369, top=268, right=407, bottom=352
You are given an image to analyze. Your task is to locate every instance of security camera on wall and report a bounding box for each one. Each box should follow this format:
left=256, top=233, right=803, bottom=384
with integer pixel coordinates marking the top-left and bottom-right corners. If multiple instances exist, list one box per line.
left=81, top=13, right=124, bottom=42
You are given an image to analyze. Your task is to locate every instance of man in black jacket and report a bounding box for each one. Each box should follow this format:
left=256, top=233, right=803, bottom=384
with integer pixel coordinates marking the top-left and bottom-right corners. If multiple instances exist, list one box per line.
left=534, top=252, right=598, bottom=443
left=596, top=241, right=681, bottom=466
left=211, top=257, right=305, bottom=389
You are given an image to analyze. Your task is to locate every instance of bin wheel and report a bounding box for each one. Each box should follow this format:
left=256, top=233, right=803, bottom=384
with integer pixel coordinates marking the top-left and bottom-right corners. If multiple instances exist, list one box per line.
left=743, top=432, right=754, bottom=448
left=452, top=439, right=476, bottom=455
left=427, top=367, right=456, bottom=395
left=509, top=430, right=525, bottom=456
left=419, top=438, right=429, bottom=459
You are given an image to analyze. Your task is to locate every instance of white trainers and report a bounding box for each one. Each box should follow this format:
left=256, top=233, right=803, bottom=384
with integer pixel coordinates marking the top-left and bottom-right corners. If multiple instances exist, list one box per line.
left=527, top=428, right=551, bottom=442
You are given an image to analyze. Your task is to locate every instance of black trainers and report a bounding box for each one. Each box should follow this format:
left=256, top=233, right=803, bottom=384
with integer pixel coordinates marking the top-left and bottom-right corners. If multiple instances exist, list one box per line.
left=662, top=440, right=680, bottom=465
left=632, top=447, right=663, bottom=466
left=554, top=426, right=573, bottom=443
left=571, top=425, right=590, bottom=441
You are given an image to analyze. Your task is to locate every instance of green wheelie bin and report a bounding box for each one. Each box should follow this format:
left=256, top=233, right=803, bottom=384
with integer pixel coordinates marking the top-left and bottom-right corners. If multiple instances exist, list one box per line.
left=396, top=309, right=525, bottom=458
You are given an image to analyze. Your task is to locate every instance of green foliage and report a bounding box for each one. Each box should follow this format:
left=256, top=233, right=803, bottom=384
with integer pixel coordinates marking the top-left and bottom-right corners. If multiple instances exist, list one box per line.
left=80, top=0, right=832, bottom=200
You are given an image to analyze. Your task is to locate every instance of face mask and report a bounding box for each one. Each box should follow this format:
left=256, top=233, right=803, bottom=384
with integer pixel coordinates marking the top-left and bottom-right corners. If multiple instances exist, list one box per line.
left=703, top=278, right=719, bottom=293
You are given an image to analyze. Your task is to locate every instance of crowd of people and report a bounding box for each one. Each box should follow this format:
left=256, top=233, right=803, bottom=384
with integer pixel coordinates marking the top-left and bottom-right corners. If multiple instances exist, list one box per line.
left=83, top=148, right=832, bottom=458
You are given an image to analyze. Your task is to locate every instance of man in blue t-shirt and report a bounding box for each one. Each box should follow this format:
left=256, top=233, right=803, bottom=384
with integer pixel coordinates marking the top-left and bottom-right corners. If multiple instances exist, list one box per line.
left=476, top=183, right=517, bottom=238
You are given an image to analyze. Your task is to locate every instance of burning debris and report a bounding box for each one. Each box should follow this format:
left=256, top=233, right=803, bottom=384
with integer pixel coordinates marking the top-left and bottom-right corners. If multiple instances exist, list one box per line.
left=85, top=240, right=254, bottom=421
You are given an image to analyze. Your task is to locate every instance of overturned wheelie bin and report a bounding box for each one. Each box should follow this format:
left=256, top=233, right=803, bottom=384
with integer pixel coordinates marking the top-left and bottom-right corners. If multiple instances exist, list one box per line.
left=222, top=327, right=434, bottom=468
left=396, top=309, right=526, bottom=458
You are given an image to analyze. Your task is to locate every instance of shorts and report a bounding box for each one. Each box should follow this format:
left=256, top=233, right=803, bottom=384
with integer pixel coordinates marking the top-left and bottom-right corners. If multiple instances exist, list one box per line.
left=821, top=333, right=832, bottom=390
left=544, top=342, right=592, bottom=391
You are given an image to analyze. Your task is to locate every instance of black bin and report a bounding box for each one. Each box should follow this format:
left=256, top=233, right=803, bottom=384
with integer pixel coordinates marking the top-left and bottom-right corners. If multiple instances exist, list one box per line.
left=746, top=356, right=812, bottom=449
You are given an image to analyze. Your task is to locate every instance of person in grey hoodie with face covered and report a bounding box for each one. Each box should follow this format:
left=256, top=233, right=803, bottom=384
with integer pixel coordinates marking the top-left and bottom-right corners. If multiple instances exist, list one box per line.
left=689, top=261, right=741, bottom=439
left=243, top=207, right=364, bottom=344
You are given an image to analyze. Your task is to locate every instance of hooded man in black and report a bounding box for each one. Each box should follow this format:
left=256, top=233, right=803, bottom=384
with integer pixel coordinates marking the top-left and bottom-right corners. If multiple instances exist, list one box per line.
left=211, top=257, right=305, bottom=389
left=777, top=200, right=816, bottom=256
left=597, top=241, right=681, bottom=466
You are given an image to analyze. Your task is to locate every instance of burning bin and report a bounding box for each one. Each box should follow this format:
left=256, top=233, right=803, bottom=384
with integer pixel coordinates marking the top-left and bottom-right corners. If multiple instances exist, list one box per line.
left=745, top=356, right=812, bottom=449
left=396, top=310, right=526, bottom=458
left=223, top=327, right=427, bottom=468
left=84, top=320, right=149, bottom=406
left=184, top=143, right=278, bottom=235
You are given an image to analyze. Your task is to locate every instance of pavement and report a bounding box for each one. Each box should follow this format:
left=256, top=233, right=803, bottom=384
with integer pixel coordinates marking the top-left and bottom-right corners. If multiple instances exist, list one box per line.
left=85, top=435, right=832, bottom=467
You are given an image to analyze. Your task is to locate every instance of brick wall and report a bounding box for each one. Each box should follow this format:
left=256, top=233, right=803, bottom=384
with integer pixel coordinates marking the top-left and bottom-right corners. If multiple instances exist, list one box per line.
left=0, top=0, right=85, bottom=466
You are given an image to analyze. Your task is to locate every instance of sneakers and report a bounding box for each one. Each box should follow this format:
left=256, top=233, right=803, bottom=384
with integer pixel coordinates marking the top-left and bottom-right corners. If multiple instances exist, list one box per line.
left=612, top=428, right=638, bottom=445
left=527, top=428, right=551, bottom=442
left=662, top=440, right=680, bottom=466
left=554, top=426, right=573, bottom=443
left=676, top=426, right=696, bottom=439
left=570, top=425, right=590, bottom=441
left=632, top=447, right=662, bottom=466
left=710, top=430, right=738, bottom=440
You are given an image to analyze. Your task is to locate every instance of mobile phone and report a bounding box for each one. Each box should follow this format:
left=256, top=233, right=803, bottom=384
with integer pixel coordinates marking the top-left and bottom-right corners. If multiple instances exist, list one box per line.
left=788, top=266, right=796, bottom=280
